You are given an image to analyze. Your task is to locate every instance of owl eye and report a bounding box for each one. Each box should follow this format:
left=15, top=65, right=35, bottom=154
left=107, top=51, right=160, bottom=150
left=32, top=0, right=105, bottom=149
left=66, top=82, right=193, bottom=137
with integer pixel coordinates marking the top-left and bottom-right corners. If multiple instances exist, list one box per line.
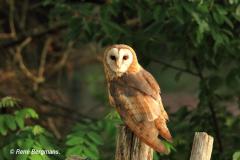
left=110, top=55, right=116, bottom=61
left=123, top=55, right=129, bottom=60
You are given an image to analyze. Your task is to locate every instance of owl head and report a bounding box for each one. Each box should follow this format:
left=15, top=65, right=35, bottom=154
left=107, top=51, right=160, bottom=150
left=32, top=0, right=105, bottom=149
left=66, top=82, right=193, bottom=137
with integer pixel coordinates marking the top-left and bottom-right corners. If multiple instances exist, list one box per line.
left=103, top=44, right=140, bottom=78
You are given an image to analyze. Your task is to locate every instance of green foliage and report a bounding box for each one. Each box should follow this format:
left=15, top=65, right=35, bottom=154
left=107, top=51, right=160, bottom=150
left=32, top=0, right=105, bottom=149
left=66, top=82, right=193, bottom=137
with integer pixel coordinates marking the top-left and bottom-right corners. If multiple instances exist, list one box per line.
left=0, top=97, right=62, bottom=160
left=0, top=98, right=38, bottom=136
left=0, top=96, right=118, bottom=160
left=65, top=122, right=103, bottom=160
left=0, top=97, right=20, bottom=108
left=105, top=109, right=122, bottom=124
left=233, top=151, right=240, bottom=160
left=66, top=113, right=122, bottom=160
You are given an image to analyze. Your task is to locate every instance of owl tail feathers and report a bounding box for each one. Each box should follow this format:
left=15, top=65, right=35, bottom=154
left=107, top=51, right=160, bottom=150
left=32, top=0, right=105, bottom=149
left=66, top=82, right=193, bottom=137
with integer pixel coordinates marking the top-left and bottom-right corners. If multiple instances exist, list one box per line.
left=148, top=137, right=170, bottom=154
left=155, top=118, right=173, bottom=142
left=137, top=130, right=169, bottom=154
left=123, top=119, right=169, bottom=154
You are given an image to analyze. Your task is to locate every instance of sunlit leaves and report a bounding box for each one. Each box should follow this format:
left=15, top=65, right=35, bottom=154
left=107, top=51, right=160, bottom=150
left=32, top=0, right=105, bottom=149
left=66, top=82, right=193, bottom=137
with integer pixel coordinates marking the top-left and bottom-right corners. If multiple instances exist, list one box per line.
left=0, top=97, right=20, bottom=108
left=0, top=97, right=61, bottom=160
left=0, top=97, right=39, bottom=136
left=234, top=5, right=240, bottom=21
left=105, top=110, right=122, bottom=123
left=162, top=141, right=177, bottom=154
left=233, top=151, right=240, bottom=160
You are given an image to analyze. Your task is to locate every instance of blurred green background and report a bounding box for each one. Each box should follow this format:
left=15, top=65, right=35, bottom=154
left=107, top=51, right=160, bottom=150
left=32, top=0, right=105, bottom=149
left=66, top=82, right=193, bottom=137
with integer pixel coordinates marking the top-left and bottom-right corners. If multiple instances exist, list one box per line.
left=0, top=0, right=240, bottom=160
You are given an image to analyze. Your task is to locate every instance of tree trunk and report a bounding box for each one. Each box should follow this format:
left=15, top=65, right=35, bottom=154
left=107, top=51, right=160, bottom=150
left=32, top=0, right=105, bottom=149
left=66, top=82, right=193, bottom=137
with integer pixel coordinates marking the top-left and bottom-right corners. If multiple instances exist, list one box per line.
left=190, top=132, right=214, bottom=160
left=115, top=125, right=153, bottom=160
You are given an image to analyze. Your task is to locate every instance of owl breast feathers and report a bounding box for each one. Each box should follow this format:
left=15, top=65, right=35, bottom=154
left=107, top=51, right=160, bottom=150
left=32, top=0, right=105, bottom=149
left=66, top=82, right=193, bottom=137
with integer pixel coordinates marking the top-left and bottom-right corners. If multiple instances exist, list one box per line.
left=103, top=44, right=172, bottom=153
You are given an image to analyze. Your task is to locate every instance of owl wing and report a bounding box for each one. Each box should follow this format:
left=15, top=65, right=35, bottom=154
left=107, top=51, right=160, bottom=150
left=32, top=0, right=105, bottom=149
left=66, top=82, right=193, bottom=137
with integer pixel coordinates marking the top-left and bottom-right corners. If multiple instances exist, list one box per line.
left=109, top=69, right=172, bottom=153
left=140, top=69, right=169, bottom=121
left=119, top=69, right=169, bottom=122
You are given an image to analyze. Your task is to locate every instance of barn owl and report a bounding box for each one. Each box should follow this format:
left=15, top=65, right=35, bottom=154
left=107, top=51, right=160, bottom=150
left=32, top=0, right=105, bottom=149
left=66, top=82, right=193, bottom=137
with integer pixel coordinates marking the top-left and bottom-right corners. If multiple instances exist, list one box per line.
left=103, top=44, right=172, bottom=153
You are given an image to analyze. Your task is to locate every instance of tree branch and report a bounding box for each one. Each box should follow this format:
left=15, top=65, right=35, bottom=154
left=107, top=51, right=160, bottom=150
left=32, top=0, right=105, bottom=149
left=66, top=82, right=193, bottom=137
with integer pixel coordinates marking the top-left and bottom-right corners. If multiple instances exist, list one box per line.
left=47, top=118, right=61, bottom=139
left=149, top=57, right=199, bottom=77
left=11, top=37, right=45, bottom=90
left=38, top=37, right=52, bottom=79
left=19, top=0, right=28, bottom=30
left=49, top=41, right=74, bottom=75
left=32, top=92, right=99, bottom=121
left=0, top=0, right=16, bottom=39
left=12, top=37, right=44, bottom=83
left=9, top=0, right=16, bottom=38
left=66, top=0, right=107, bottom=4
left=0, top=23, right=67, bottom=48
left=34, top=37, right=53, bottom=91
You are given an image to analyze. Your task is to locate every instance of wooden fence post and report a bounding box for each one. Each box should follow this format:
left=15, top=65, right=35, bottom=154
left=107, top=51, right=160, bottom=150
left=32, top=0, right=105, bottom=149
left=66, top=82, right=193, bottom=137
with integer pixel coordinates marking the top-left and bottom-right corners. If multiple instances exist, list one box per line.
left=115, top=127, right=213, bottom=160
left=190, top=132, right=214, bottom=160
left=115, top=125, right=153, bottom=160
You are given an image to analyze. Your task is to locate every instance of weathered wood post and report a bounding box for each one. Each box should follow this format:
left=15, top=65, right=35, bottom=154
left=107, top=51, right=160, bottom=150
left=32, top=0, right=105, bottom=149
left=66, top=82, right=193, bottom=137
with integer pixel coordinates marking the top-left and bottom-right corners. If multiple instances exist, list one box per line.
left=190, top=132, right=214, bottom=160
left=115, top=125, right=153, bottom=160
left=115, top=127, right=213, bottom=160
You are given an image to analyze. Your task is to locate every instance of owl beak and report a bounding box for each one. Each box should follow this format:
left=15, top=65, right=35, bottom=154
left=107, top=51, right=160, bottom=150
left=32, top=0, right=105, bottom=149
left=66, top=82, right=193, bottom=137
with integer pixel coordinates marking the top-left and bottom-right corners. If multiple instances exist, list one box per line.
left=116, top=60, right=121, bottom=68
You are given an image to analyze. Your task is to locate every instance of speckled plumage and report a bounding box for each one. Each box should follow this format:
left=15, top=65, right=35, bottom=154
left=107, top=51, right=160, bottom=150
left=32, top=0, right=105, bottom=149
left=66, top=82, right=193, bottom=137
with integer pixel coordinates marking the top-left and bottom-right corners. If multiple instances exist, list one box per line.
left=103, top=44, right=172, bottom=153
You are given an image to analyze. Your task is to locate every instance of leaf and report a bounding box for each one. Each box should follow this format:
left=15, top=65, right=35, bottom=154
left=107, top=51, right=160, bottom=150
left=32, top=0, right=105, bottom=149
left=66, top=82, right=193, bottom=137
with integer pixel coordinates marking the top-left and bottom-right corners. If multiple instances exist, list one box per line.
left=208, top=76, right=223, bottom=91
left=5, top=115, right=17, bottom=131
left=67, top=132, right=85, bottom=139
left=29, top=154, right=45, bottom=160
left=87, top=131, right=103, bottom=145
left=25, top=108, right=39, bottom=119
left=224, top=17, right=234, bottom=28
left=21, top=139, right=34, bottom=149
left=229, top=0, right=239, bottom=4
left=15, top=108, right=38, bottom=120
left=2, top=145, right=13, bottom=159
left=66, top=145, right=83, bottom=156
left=153, top=6, right=164, bottom=21
left=73, top=123, right=88, bottom=131
left=39, top=135, right=52, bottom=149
left=233, top=151, right=240, bottom=160
left=213, top=11, right=224, bottom=25
left=105, top=110, right=121, bottom=122
left=16, top=139, right=33, bottom=160
left=84, top=139, right=99, bottom=155
left=226, top=68, right=240, bottom=90
left=67, top=17, right=82, bottom=41
left=101, top=19, right=127, bottom=38
left=0, top=96, right=19, bottom=108
left=15, top=115, right=25, bottom=129
left=225, top=117, right=234, bottom=127
left=66, top=136, right=85, bottom=146
left=216, top=5, right=228, bottom=16
left=162, top=140, right=176, bottom=153
left=16, top=154, right=29, bottom=160
left=82, top=145, right=99, bottom=160
left=32, top=125, right=45, bottom=135
left=235, top=5, right=240, bottom=21
left=0, top=116, right=7, bottom=135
